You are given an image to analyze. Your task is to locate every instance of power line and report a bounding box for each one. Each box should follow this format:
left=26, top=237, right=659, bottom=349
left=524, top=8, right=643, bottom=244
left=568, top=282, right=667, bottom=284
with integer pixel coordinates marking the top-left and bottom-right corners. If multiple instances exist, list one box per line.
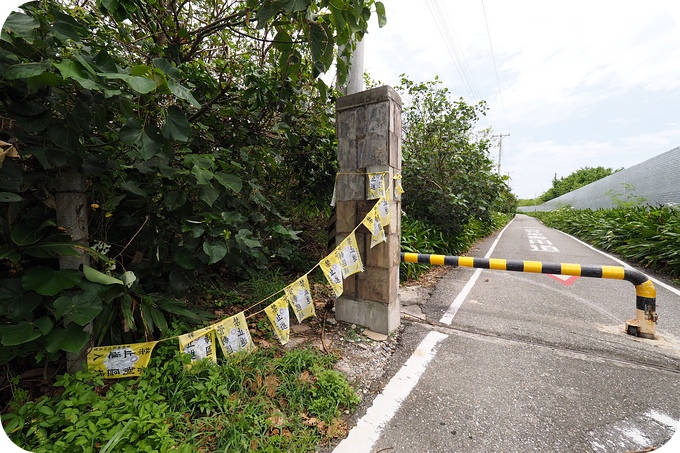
left=425, top=5, right=482, bottom=96
left=480, top=0, right=510, bottom=132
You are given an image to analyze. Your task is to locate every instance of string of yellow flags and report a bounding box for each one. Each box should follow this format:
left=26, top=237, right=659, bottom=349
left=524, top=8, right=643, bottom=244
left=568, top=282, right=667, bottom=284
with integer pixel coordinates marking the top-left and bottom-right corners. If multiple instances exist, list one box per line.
left=87, top=172, right=401, bottom=378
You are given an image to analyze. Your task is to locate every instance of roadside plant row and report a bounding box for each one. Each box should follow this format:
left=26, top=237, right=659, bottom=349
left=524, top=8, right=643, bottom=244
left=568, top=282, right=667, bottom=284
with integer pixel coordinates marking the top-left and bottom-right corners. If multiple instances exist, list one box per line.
left=529, top=206, right=680, bottom=278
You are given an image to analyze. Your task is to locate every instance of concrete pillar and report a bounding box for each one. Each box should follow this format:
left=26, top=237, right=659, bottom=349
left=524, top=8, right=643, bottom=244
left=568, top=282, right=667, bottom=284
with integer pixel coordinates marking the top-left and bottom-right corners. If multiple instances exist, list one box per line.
left=334, top=86, right=402, bottom=335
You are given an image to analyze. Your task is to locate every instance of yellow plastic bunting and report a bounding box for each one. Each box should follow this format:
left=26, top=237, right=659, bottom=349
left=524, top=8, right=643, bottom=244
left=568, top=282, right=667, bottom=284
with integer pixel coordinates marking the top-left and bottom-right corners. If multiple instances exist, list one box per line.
left=285, top=275, right=316, bottom=323
left=338, top=232, right=363, bottom=278
left=266, top=296, right=290, bottom=345
left=377, top=197, right=391, bottom=226
left=319, top=252, right=344, bottom=297
left=178, top=326, right=217, bottom=365
left=87, top=341, right=158, bottom=379
left=214, top=311, right=254, bottom=356
left=361, top=204, right=387, bottom=248
left=367, top=172, right=387, bottom=200
left=394, top=173, right=404, bottom=195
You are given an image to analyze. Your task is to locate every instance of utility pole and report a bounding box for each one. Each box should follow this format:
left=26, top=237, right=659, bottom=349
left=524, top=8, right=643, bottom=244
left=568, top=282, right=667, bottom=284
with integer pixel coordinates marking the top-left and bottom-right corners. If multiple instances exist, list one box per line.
left=338, top=38, right=365, bottom=95
left=492, top=133, right=510, bottom=174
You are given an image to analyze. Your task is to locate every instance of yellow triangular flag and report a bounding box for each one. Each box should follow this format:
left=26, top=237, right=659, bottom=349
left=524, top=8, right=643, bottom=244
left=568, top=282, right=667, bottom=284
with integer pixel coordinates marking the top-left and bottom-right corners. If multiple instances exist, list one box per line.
left=179, top=326, right=217, bottom=365
left=394, top=174, right=404, bottom=195
left=338, top=232, right=363, bottom=278
left=377, top=197, right=391, bottom=226
left=319, top=252, right=344, bottom=297
left=361, top=205, right=387, bottom=248
left=265, top=296, right=290, bottom=345
left=367, top=172, right=387, bottom=200
left=285, top=275, right=316, bottom=323
left=214, top=312, right=254, bottom=356
left=87, top=341, right=158, bottom=379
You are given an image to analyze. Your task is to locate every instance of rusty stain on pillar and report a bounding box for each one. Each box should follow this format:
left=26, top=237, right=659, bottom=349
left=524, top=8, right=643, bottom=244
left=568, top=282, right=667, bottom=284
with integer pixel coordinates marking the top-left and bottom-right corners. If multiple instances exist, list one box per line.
left=334, top=86, right=402, bottom=335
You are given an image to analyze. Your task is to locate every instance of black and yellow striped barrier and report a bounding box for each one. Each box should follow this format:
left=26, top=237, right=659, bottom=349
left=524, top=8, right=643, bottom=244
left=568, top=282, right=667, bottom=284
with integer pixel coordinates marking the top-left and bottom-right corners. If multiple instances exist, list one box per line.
left=401, top=252, right=657, bottom=339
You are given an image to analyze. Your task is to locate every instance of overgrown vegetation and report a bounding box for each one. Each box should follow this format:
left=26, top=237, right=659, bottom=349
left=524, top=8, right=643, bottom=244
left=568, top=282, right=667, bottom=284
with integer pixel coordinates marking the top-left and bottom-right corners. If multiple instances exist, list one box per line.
left=3, top=342, right=358, bottom=452
left=530, top=206, right=680, bottom=277
left=397, top=75, right=515, bottom=239
left=0, top=0, right=384, bottom=370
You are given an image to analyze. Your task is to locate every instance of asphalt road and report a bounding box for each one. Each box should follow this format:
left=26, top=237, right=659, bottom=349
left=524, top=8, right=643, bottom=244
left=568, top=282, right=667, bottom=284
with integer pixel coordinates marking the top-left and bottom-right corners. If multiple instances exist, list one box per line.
left=335, top=214, right=680, bottom=453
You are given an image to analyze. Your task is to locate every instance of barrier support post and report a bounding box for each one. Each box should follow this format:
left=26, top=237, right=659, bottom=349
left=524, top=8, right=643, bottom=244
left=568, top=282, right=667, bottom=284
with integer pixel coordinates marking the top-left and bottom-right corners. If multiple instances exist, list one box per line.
left=334, top=86, right=402, bottom=335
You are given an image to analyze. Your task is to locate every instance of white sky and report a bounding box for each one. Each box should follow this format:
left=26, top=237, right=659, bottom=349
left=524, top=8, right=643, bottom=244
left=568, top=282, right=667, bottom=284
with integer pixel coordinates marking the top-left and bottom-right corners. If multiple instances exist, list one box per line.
left=362, top=0, right=680, bottom=198
left=2, top=1, right=680, bottom=199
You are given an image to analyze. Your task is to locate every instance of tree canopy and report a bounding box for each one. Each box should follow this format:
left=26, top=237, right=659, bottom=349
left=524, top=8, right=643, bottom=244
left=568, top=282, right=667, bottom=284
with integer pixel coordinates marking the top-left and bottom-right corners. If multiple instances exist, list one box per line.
left=540, top=166, right=619, bottom=202
left=397, top=75, right=514, bottom=240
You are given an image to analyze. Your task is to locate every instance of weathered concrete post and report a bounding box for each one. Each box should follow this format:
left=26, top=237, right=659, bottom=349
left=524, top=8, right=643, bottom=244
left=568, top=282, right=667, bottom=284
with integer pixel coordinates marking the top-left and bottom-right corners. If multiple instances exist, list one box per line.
left=334, top=86, right=402, bottom=335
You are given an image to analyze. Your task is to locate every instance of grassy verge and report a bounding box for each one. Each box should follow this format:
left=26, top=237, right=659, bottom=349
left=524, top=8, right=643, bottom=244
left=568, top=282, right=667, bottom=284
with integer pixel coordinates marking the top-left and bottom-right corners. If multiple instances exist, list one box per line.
left=2, top=340, right=358, bottom=452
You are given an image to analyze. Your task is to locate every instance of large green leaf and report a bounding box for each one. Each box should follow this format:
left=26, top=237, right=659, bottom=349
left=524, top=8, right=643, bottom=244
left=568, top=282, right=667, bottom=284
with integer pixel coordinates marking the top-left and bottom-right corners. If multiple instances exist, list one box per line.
left=83, top=265, right=123, bottom=286
left=100, top=72, right=156, bottom=94
left=203, top=241, right=227, bottom=265
left=0, top=322, right=42, bottom=346
left=44, top=325, right=89, bottom=353
left=167, top=79, right=200, bottom=108
left=256, top=0, right=283, bottom=28
left=21, top=267, right=81, bottom=296
left=1, top=12, right=40, bottom=43
left=214, top=172, right=242, bottom=193
left=5, top=61, right=52, bottom=80
left=162, top=105, right=191, bottom=141
left=375, top=1, right=387, bottom=27
left=119, top=118, right=161, bottom=160
left=0, top=278, right=42, bottom=321
left=199, top=184, right=220, bottom=207
left=0, top=192, right=23, bottom=203
left=164, top=189, right=187, bottom=211
left=53, top=59, right=100, bottom=91
left=54, top=291, right=103, bottom=325
left=309, top=22, right=333, bottom=69
left=283, top=0, right=309, bottom=13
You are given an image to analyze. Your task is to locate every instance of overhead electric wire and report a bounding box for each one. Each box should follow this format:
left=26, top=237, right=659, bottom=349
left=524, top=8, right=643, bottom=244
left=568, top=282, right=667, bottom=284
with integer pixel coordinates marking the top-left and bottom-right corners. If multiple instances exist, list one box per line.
left=481, top=0, right=510, bottom=132
left=425, top=0, right=491, bottom=130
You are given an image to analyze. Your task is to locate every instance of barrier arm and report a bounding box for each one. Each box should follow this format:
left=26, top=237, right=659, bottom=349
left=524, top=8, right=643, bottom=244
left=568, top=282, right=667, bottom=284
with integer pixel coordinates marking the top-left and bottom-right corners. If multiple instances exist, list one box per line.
left=401, top=253, right=658, bottom=339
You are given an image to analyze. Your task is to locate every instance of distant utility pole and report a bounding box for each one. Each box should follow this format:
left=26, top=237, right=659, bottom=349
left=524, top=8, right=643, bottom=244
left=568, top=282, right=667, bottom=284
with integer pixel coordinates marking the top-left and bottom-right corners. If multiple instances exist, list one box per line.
left=492, top=133, right=510, bottom=174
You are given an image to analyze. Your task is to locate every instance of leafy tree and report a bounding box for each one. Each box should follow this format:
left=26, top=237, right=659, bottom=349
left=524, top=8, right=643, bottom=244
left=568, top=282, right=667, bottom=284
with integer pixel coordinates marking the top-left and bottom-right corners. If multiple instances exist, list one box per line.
left=540, top=166, right=619, bottom=202
left=397, top=75, right=512, bottom=240
left=0, top=0, right=385, bottom=369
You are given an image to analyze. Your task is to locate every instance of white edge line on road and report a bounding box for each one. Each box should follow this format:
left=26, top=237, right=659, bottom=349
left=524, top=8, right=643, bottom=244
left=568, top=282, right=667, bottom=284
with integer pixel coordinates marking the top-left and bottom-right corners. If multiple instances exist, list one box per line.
left=554, top=229, right=680, bottom=297
left=439, top=217, right=516, bottom=325
left=332, top=331, right=448, bottom=453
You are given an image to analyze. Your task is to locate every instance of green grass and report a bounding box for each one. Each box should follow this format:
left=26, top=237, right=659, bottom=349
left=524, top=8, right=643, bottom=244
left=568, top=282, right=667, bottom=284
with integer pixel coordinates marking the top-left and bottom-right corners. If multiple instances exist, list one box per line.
left=2, top=343, right=358, bottom=452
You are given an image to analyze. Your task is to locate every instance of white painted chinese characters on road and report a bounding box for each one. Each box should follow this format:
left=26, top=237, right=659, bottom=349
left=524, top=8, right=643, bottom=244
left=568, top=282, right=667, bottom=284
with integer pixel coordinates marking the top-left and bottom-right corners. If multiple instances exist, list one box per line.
left=525, top=228, right=559, bottom=252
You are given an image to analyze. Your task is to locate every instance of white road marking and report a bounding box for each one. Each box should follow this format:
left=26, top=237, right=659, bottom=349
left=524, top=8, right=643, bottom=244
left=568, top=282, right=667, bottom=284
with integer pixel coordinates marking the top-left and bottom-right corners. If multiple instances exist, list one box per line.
left=439, top=218, right=515, bottom=324
left=332, top=331, right=448, bottom=453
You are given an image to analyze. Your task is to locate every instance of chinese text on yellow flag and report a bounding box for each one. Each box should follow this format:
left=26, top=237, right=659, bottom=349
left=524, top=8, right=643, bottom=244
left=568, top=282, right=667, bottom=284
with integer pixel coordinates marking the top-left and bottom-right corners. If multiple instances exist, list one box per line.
left=285, top=275, right=316, bottom=323
left=338, top=233, right=363, bottom=278
left=214, top=311, right=254, bottom=355
left=377, top=197, right=391, bottom=226
left=367, top=172, right=387, bottom=200
left=266, top=297, right=290, bottom=345
left=87, top=341, right=158, bottom=378
left=362, top=205, right=387, bottom=248
left=179, top=326, right=217, bottom=365
left=319, top=252, right=344, bottom=297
